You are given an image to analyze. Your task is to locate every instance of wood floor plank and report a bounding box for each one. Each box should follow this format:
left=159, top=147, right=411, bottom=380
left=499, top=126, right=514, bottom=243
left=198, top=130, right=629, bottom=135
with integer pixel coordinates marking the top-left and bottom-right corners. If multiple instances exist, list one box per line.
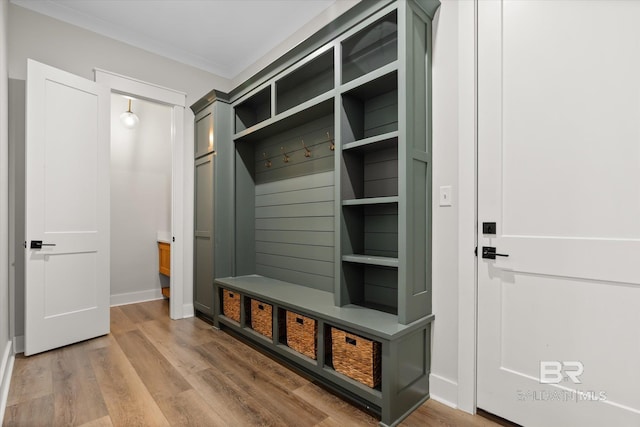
left=137, top=320, right=215, bottom=374
left=157, top=388, right=229, bottom=427
left=3, top=394, right=55, bottom=427
left=88, top=342, right=170, bottom=426
left=115, top=329, right=192, bottom=401
left=208, top=331, right=311, bottom=390
left=184, top=367, right=283, bottom=426
left=78, top=415, right=114, bottom=427
left=7, top=352, right=53, bottom=406
left=109, top=306, right=138, bottom=335
left=400, top=400, right=497, bottom=427
left=51, top=345, right=109, bottom=426
left=117, top=300, right=166, bottom=324
left=294, top=382, right=378, bottom=426
left=196, top=340, right=328, bottom=427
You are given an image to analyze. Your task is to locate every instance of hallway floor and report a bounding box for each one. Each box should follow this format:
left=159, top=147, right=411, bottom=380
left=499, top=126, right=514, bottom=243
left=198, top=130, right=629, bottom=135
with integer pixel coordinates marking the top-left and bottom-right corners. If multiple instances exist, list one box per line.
left=3, top=299, right=501, bottom=426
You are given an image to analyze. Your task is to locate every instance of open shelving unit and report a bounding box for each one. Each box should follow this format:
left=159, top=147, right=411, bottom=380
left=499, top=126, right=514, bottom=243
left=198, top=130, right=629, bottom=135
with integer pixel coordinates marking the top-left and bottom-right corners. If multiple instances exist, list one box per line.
left=196, top=1, right=440, bottom=425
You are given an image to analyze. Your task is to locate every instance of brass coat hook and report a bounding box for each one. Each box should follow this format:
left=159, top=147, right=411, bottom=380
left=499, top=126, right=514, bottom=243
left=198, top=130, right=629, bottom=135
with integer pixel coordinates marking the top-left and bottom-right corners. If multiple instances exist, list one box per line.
left=327, top=132, right=335, bottom=151
left=263, top=152, right=272, bottom=168
left=281, top=146, right=290, bottom=163
left=302, top=140, right=311, bottom=158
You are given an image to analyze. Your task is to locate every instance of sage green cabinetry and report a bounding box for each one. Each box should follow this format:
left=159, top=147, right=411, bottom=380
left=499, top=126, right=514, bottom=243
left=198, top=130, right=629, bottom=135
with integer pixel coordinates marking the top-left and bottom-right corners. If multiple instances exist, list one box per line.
left=191, top=91, right=233, bottom=317
left=197, top=1, right=439, bottom=425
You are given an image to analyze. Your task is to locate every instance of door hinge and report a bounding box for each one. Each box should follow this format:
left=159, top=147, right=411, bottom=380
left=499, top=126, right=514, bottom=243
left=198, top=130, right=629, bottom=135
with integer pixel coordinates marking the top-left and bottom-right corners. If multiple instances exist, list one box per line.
left=474, top=246, right=477, bottom=256
left=172, top=236, right=175, bottom=242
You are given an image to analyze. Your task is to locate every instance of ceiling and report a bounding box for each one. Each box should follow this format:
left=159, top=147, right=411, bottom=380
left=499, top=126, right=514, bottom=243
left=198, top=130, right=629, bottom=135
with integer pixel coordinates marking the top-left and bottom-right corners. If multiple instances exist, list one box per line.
left=11, top=0, right=339, bottom=79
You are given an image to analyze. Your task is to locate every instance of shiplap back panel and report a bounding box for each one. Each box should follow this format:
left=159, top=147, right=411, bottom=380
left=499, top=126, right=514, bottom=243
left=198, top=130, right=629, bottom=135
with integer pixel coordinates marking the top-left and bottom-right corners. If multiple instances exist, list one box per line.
left=364, top=265, right=398, bottom=311
left=364, top=145, right=398, bottom=198
left=255, top=171, right=334, bottom=292
left=254, top=114, right=334, bottom=185
left=363, top=89, right=398, bottom=139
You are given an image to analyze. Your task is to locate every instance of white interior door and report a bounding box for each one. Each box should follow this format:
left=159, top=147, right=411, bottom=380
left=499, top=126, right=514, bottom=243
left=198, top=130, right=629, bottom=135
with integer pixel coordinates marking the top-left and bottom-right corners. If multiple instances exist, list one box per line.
left=25, top=59, right=110, bottom=356
left=477, top=2, right=640, bottom=426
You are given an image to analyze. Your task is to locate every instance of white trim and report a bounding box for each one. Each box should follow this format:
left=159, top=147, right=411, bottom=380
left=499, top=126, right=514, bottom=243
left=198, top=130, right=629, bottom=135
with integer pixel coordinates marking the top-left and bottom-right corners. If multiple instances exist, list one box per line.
left=182, top=303, right=195, bottom=319
left=94, top=69, right=186, bottom=107
left=170, top=105, right=186, bottom=320
left=12, top=336, right=23, bottom=354
left=110, top=289, right=164, bottom=307
left=457, top=0, right=478, bottom=414
left=0, top=340, right=15, bottom=422
left=429, top=373, right=459, bottom=409
left=94, top=69, right=190, bottom=320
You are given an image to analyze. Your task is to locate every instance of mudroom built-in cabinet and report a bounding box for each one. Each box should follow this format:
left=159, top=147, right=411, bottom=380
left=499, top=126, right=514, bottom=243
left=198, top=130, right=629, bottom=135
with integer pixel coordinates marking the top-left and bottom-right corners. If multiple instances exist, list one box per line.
left=191, top=1, right=439, bottom=425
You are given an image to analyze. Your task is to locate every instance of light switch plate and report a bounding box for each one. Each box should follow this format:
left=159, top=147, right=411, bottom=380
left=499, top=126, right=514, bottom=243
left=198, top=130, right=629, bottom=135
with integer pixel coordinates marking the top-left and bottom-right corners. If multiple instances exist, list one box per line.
left=439, top=185, right=452, bottom=206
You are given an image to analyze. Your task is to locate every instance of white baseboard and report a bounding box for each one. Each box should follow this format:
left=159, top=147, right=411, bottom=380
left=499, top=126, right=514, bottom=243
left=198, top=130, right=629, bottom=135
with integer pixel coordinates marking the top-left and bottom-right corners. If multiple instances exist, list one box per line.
left=0, top=340, right=15, bottom=423
left=182, top=303, right=194, bottom=318
left=110, top=289, right=164, bottom=307
left=430, top=373, right=458, bottom=408
left=12, top=336, right=24, bottom=354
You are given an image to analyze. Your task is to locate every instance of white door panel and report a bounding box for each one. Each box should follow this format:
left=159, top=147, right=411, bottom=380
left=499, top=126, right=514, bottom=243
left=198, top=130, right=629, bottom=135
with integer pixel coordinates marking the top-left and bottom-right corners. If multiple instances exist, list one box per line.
left=25, top=59, right=110, bottom=355
left=477, top=1, right=640, bottom=426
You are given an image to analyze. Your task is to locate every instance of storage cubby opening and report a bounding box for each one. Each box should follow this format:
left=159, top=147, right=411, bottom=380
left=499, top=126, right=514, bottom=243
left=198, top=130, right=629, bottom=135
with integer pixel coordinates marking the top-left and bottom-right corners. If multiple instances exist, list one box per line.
left=220, top=288, right=241, bottom=324
left=235, top=86, right=271, bottom=133
left=342, top=262, right=398, bottom=314
left=341, top=136, right=398, bottom=200
left=341, top=71, right=398, bottom=144
left=342, top=10, right=397, bottom=84
left=246, top=298, right=274, bottom=339
left=326, top=325, right=382, bottom=390
left=342, top=203, right=398, bottom=259
left=276, top=48, right=335, bottom=114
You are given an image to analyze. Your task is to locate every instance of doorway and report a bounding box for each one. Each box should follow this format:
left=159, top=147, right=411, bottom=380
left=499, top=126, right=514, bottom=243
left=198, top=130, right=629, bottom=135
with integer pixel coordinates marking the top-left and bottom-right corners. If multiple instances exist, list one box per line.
left=110, top=94, right=172, bottom=307
left=95, top=69, right=187, bottom=320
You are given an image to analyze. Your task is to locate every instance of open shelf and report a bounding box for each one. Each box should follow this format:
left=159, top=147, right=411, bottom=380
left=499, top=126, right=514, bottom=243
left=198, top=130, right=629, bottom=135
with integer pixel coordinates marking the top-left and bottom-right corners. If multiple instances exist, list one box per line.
left=342, top=10, right=397, bottom=84
left=342, top=203, right=398, bottom=259
left=341, top=132, right=398, bottom=201
left=276, top=48, right=334, bottom=114
left=234, top=95, right=334, bottom=143
left=341, top=263, right=399, bottom=315
left=341, top=70, right=398, bottom=145
left=235, top=86, right=271, bottom=133
left=342, top=254, right=398, bottom=268
left=342, top=196, right=398, bottom=206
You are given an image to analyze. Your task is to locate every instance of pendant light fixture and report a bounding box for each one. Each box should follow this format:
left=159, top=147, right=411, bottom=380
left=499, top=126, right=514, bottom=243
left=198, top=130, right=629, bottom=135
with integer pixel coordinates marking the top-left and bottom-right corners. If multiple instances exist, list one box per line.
left=120, top=98, right=139, bottom=129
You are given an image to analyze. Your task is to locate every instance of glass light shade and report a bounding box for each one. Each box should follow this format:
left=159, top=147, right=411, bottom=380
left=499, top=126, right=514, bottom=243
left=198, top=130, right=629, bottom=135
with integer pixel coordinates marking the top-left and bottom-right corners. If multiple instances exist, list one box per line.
left=120, top=111, right=139, bottom=129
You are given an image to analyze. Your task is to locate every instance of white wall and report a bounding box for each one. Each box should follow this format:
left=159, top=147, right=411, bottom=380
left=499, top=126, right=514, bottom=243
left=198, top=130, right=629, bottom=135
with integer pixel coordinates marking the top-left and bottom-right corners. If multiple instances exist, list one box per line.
left=0, top=0, right=14, bottom=418
left=110, top=94, right=172, bottom=304
left=430, top=0, right=461, bottom=407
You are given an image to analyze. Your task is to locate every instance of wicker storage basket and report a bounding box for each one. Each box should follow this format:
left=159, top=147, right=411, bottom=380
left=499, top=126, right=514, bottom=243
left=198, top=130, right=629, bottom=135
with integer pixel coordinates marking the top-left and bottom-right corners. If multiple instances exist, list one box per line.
left=250, top=299, right=273, bottom=339
left=222, top=289, right=241, bottom=322
left=285, top=311, right=317, bottom=359
left=331, top=327, right=381, bottom=388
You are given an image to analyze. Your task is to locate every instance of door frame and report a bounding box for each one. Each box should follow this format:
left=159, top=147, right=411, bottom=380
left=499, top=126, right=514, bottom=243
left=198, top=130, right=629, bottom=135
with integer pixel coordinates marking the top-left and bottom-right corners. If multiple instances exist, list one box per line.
left=457, top=0, right=478, bottom=414
left=94, top=69, right=187, bottom=320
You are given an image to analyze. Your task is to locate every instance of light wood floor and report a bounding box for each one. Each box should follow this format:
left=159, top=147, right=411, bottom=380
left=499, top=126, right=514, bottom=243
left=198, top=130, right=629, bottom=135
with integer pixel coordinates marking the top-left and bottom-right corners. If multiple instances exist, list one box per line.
left=3, top=299, right=501, bottom=427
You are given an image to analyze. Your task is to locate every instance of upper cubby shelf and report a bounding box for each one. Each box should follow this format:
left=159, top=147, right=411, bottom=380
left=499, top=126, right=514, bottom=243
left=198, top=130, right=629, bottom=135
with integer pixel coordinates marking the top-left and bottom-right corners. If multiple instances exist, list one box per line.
left=342, top=10, right=397, bottom=84
left=276, top=48, right=335, bottom=115
left=341, top=70, right=398, bottom=145
left=235, top=86, right=271, bottom=133
left=234, top=96, right=334, bottom=143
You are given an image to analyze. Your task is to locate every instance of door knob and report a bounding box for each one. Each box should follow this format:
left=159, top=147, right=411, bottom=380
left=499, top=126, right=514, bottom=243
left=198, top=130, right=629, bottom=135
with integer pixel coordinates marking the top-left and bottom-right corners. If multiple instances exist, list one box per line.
left=482, top=246, right=508, bottom=260
left=30, top=240, right=56, bottom=249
